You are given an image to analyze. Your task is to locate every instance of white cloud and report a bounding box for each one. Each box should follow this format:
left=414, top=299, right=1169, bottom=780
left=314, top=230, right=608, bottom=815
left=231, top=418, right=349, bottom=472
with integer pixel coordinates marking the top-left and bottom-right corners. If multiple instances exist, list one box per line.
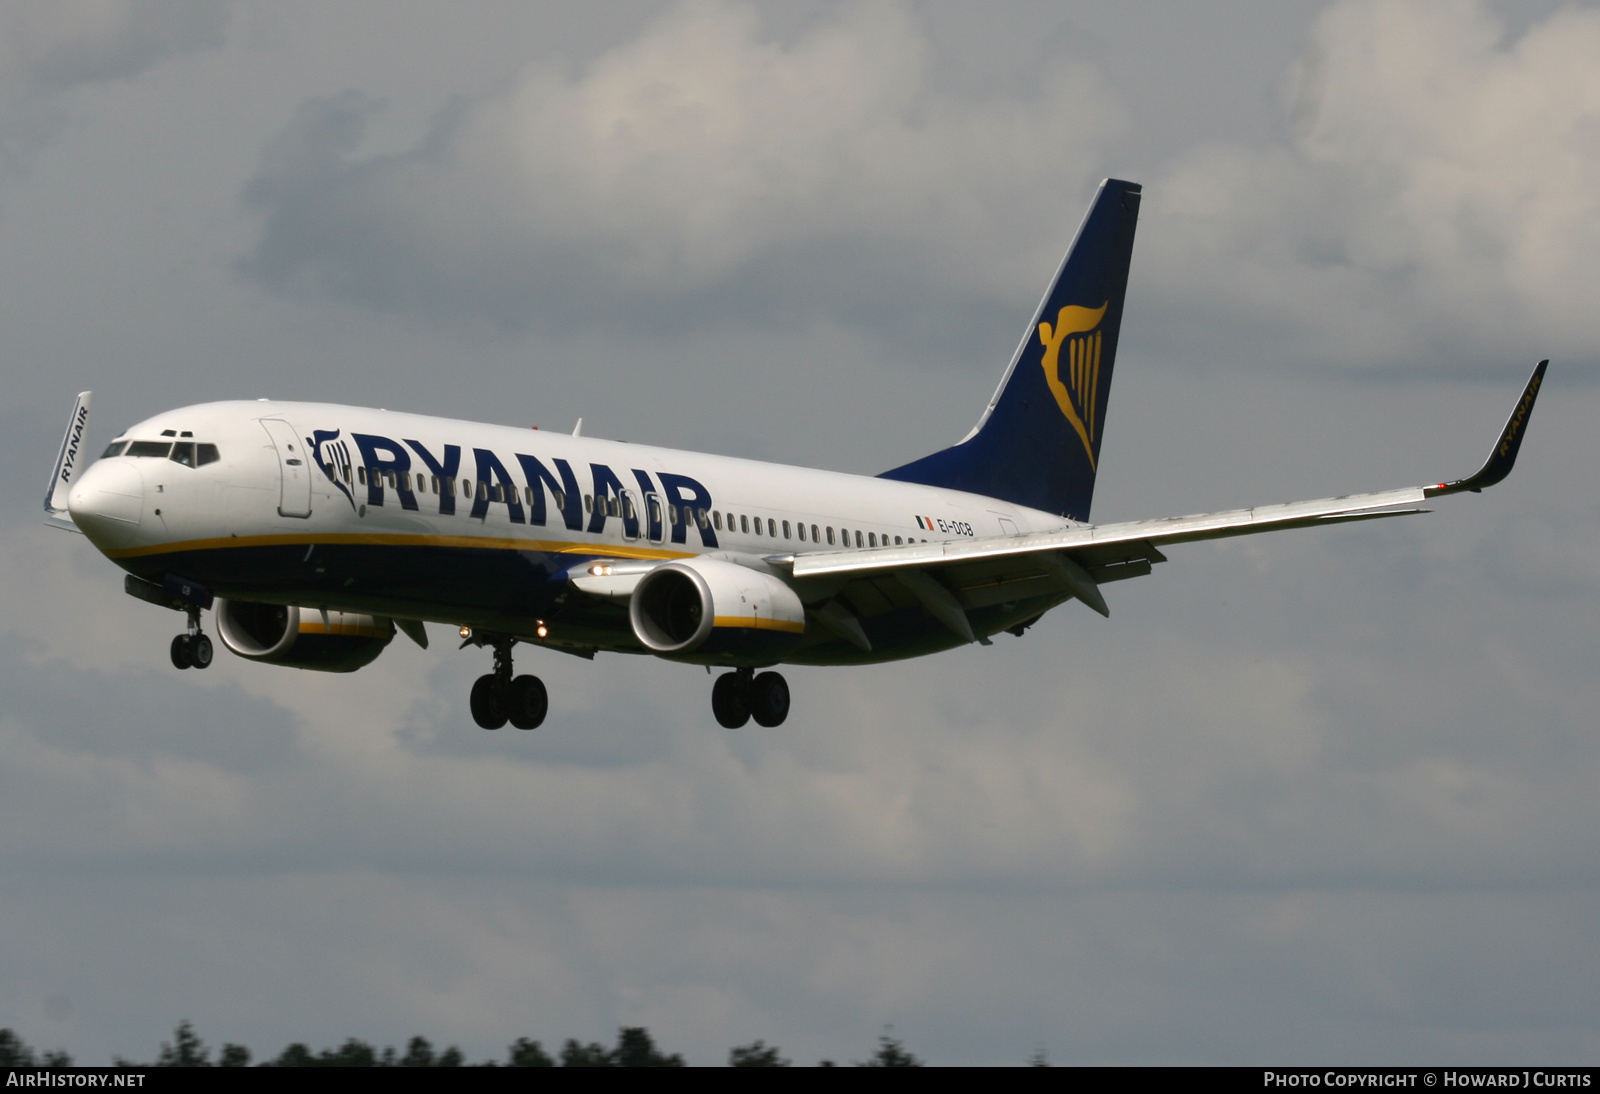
left=1143, top=0, right=1600, bottom=369
left=240, top=0, right=1122, bottom=328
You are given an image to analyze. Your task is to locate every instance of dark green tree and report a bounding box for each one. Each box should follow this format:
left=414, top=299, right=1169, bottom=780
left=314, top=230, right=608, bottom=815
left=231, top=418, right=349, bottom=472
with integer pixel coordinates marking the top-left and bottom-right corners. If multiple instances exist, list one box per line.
left=218, top=1043, right=252, bottom=1068
left=319, top=1038, right=378, bottom=1067
left=728, top=1039, right=790, bottom=1067
left=399, top=1036, right=434, bottom=1067
left=560, top=1038, right=615, bottom=1066
left=0, top=1030, right=36, bottom=1067
left=507, top=1037, right=555, bottom=1067
left=856, top=1030, right=922, bottom=1067
left=614, top=1027, right=683, bottom=1067
left=155, top=1021, right=210, bottom=1067
left=271, top=1043, right=316, bottom=1067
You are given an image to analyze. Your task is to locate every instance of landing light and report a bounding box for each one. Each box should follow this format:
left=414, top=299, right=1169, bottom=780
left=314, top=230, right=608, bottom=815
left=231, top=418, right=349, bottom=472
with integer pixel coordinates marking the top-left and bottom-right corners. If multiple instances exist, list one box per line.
left=459, top=625, right=471, bottom=639
left=536, top=622, right=548, bottom=638
left=589, top=563, right=614, bottom=577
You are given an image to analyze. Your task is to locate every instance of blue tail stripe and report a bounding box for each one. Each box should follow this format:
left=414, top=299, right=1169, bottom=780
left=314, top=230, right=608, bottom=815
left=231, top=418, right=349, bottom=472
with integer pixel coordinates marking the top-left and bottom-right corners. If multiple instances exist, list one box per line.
left=879, top=178, right=1141, bottom=521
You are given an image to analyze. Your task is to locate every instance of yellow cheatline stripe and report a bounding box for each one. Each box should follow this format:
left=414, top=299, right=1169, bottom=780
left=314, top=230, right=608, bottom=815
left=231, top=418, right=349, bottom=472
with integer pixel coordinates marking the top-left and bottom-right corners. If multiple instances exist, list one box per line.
left=297, top=621, right=391, bottom=638
left=712, top=616, right=806, bottom=633
left=106, top=531, right=695, bottom=562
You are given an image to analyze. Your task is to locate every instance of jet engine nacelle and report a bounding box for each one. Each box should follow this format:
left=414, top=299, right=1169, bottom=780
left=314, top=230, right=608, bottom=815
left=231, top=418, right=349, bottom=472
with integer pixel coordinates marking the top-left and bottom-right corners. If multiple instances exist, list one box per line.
left=629, top=557, right=805, bottom=664
left=215, top=599, right=394, bottom=673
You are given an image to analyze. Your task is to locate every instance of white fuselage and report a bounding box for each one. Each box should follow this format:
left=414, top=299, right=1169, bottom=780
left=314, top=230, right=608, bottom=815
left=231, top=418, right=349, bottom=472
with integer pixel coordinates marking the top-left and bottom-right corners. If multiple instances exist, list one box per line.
left=68, top=400, right=1073, bottom=665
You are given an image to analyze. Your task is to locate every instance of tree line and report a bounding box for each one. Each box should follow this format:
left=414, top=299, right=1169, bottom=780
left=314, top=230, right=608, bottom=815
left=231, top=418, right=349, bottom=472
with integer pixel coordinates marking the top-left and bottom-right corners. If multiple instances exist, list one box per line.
left=0, top=1023, right=934, bottom=1067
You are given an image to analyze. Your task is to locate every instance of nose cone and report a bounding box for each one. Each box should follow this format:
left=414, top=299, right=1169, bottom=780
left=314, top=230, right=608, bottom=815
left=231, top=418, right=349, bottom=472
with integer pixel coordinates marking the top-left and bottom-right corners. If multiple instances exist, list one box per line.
left=68, top=460, right=143, bottom=550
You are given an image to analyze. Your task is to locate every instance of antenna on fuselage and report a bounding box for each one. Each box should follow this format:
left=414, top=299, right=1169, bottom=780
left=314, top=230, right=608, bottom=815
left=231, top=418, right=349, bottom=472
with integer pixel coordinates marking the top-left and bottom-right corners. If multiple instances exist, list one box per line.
left=572, top=417, right=583, bottom=437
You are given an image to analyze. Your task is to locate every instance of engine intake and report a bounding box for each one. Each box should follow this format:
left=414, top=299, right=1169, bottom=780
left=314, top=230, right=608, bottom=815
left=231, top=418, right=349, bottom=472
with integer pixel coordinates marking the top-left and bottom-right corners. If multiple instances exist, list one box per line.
left=629, top=557, right=805, bottom=664
left=215, top=599, right=394, bottom=673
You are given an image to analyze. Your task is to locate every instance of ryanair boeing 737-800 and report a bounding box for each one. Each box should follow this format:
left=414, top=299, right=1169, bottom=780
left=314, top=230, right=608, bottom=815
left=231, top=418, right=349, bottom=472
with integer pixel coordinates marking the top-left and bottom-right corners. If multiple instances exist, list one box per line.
left=43, top=180, right=1546, bottom=730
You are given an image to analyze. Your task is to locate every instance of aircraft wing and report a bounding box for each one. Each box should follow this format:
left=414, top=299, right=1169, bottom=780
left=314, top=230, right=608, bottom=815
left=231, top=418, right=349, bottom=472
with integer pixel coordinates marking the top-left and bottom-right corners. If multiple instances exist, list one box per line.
left=780, top=361, right=1547, bottom=632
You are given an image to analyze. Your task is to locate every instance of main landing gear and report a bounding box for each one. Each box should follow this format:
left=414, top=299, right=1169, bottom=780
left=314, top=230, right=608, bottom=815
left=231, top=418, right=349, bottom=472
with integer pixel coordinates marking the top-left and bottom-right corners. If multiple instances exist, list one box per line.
left=169, top=605, right=213, bottom=670
left=712, top=668, right=790, bottom=728
left=467, top=635, right=547, bottom=730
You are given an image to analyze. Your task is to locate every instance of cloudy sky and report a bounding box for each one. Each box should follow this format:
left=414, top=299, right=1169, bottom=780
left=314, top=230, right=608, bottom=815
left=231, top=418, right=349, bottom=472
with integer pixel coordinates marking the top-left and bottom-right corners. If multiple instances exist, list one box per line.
left=2, top=0, right=1597, bottom=1065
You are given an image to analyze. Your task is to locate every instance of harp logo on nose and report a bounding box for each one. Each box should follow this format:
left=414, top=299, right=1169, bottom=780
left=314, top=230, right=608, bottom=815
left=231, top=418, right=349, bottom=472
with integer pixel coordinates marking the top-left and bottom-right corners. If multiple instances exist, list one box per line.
left=1038, top=302, right=1108, bottom=469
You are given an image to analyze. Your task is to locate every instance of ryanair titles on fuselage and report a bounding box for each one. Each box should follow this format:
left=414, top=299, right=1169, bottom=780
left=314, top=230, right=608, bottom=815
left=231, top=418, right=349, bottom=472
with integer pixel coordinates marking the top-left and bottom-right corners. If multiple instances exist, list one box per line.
left=308, top=426, right=720, bottom=547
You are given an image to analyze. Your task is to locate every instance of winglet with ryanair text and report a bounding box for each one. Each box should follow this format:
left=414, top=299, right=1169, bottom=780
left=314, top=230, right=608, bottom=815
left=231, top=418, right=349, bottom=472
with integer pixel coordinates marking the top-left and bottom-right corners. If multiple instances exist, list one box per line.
left=44, top=390, right=91, bottom=529
left=1424, top=360, right=1547, bottom=498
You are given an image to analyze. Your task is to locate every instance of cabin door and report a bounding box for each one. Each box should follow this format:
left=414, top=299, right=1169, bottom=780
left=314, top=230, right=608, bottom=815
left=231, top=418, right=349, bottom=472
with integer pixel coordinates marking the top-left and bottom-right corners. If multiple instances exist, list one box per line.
left=259, top=418, right=312, bottom=518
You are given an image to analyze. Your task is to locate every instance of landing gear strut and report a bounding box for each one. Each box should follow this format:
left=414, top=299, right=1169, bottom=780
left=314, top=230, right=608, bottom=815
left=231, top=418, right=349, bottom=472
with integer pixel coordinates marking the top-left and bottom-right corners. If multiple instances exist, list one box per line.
left=712, top=668, right=789, bottom=728
left=169, top=605, right=213, bottom=670
left=467, top=634, right=547, bottom=730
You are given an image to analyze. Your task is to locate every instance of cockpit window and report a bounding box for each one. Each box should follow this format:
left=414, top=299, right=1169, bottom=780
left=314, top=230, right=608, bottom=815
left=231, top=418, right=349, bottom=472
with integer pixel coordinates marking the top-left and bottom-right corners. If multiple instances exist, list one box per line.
left=169, top=442, right=195, bottom=467
left=196, top=444, right=220, bottom=467
left=125, top=441, right=172, bottom=458
left=101, top=441, right=127, bottom=458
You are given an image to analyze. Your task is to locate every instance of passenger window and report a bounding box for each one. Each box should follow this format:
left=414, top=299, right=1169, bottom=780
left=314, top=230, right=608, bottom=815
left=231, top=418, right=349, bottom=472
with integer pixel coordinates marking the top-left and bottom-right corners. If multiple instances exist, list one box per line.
left=713, top=511, right=723, bottom=531
left=697, top=508, right=709, bottom=529
left=827, top=527, right=835, bottom=545
left=101, top=441, right=127, bottom=458
left=169, top=443, right=195, bottom=467
left=811, top=525, right=819, bottom=542
left=895, top=536, right=902, bottom=545
left=125, top=441, right=171, bottom=458
left=554, top=490, right=566, bottom=510
left=357, top=467, right=367, bottom=485
left=868, top=532, right=876, bottom=547
left=855, top=530, right=863, bottom=548
left=584, top=494, right=593, bottom=513
left=197, top=444, right=220, bottom=467
left=767, top=518, right=776, bottom=537
left=797, top=523, right=805, bottom=542
left=740, top=514, right=749, bottom=534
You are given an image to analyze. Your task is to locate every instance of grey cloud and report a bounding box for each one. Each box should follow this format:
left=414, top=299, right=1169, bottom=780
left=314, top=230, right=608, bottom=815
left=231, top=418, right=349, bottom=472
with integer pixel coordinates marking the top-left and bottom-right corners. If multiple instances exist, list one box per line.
left=238, top=1, right=1121, bottom=336
left=4, top=0, right=230, bottom=90
left=0, top=633, right=295, bottom=774
left=0, top=1, right=231, bottom=163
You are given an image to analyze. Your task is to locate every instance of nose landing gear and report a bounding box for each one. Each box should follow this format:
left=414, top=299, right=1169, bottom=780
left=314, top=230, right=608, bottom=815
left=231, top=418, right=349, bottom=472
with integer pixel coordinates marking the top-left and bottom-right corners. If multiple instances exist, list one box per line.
left=712, top=668, right=790, bottom=728
left=466, top=634, right=547, bottom=730
left=169, top=606, right=213, bottom=670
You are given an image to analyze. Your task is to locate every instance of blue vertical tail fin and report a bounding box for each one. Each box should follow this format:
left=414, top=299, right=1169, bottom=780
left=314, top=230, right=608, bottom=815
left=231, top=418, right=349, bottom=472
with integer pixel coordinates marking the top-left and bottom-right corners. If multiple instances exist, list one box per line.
left=880, top=178, right=1141, bottom=521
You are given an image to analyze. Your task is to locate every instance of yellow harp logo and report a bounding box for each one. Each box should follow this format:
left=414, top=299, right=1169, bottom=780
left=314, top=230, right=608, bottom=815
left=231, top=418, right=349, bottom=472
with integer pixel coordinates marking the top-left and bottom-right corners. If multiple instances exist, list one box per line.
left=1038, top=302, right=1108, bottom=469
